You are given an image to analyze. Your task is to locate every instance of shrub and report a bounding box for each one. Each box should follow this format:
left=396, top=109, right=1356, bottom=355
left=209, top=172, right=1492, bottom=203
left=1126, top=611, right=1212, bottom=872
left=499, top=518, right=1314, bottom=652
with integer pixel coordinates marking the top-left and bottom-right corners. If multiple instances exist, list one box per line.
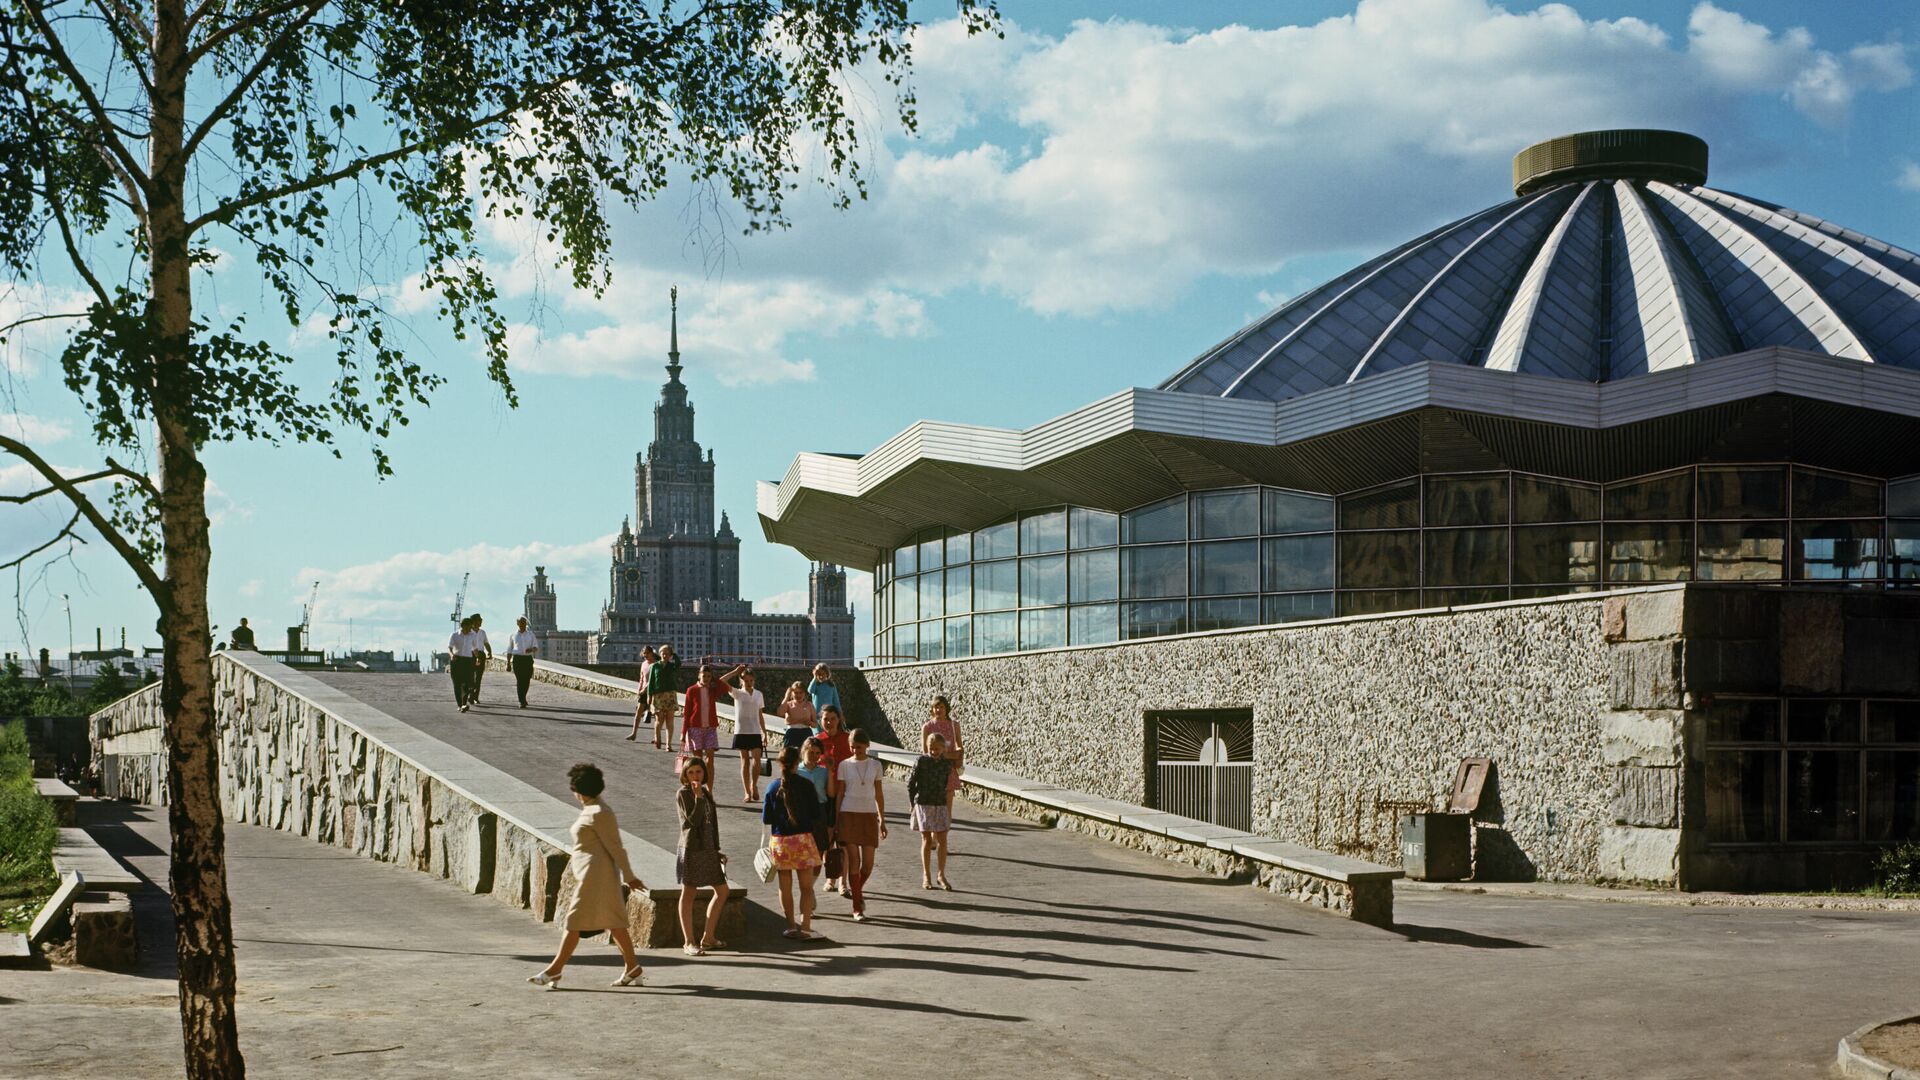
left=0, top=721, right=55, bottom=892
left=1875, top=841, right=1920, bottom=897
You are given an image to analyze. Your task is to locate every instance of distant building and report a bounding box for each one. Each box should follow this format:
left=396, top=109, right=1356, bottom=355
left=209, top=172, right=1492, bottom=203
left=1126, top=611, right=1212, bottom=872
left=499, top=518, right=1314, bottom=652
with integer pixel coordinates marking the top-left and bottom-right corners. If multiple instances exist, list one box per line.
left=523, top=290, right=854, bottom=667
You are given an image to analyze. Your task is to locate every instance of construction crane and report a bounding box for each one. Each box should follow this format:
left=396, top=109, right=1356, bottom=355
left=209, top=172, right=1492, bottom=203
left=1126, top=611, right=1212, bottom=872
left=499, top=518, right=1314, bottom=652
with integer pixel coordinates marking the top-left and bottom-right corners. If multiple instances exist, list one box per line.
left=449, top=572, right=470, bottom=624
left=288, top=580, right=318, bottom=653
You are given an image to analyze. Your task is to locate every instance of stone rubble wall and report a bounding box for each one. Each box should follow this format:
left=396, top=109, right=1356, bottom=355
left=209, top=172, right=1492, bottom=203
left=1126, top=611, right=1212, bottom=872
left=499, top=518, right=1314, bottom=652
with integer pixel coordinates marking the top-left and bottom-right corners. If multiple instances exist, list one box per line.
left=864, top=591, right=1673, bottom=884
left=91, top=682, right=167, bottom=804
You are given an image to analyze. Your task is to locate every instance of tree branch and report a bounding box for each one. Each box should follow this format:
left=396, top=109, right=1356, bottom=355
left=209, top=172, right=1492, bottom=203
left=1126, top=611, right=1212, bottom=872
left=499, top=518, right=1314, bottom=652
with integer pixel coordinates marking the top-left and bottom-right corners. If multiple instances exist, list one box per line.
left=0, top=506, right=85, bottom=573
left=18, top=0, right=152, bottom=197
left=185, top=0, right=314, bottom=66
left=179, top=0, right=326, bottom=163
left=188, top=5, right=712, bottom=236
left=0, top=466, right=122, bottom=504
left=0, top=435, right=167, bottom=607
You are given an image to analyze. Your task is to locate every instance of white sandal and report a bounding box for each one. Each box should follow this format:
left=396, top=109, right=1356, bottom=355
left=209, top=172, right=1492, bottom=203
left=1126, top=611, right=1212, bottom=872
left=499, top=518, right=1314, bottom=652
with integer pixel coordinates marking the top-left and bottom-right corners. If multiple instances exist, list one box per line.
left=526, top=971, right=561, bottom=990
left=611, top=967, right=645, bottom=987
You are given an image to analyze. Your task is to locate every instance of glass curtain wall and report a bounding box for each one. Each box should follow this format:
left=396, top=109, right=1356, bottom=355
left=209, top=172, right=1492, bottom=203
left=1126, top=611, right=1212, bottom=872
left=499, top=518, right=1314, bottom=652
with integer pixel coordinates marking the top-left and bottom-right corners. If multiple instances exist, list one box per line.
left=870, top=466, right=1920, bottom=663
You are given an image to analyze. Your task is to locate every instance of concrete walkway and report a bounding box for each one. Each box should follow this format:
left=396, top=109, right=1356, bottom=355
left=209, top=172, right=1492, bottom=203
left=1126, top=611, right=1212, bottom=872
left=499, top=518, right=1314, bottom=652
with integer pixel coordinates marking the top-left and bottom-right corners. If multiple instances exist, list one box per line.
left=6, top=673, right=1920, bottom=1078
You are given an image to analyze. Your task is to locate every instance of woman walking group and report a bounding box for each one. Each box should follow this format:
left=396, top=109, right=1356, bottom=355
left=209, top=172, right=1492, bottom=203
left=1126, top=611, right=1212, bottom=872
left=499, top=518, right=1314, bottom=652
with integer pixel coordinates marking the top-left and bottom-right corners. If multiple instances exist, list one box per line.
left=531, top=673, right=967, bottom=987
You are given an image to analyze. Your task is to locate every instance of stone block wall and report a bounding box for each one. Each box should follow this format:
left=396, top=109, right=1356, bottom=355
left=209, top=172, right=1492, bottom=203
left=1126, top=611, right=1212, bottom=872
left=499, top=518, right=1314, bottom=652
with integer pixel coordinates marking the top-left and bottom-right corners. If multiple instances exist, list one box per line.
left=865, top=592, right=1622, bottom=882
left=92, top=684, right=167, bottom=803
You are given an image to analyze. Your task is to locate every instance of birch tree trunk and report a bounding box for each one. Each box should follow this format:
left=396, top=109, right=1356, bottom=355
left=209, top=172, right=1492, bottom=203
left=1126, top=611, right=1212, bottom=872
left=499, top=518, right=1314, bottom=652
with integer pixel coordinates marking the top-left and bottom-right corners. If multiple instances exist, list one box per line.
left=150, top=0, right=244, bottom=1074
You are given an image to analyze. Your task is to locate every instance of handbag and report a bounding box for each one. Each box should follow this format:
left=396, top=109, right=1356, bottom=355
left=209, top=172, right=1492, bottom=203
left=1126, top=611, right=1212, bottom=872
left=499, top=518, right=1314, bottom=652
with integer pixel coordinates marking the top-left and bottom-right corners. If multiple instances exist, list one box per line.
left=759, top=756, right=773, bottom=777
left=752, top=828, right=778, bottom=883
left=823, top=845, right=845, bottom=879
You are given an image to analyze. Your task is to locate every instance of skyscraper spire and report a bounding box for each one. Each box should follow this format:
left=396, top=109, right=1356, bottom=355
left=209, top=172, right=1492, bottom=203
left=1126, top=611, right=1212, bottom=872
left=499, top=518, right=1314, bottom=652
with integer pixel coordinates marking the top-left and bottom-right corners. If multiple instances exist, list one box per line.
left=666, top=284, right=682, bottom=383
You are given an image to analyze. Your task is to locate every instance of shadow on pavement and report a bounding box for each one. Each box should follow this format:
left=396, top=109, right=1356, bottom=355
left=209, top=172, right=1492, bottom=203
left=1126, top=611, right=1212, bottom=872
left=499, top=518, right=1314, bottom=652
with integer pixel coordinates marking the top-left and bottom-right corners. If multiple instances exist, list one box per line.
left=963, top=851, right=1248, bottom=888
left=1393, top=923, right=1542, bottom=949
left=898, top=894, right=1280, bottom=941
left=956, top=888, right=1305, bottom=937
left=643, top=984, right=1029, bottom=1022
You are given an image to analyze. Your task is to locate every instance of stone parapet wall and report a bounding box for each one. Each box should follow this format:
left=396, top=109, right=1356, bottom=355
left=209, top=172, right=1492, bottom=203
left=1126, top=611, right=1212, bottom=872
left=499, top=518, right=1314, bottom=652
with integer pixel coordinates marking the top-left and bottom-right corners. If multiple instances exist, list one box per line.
left=91, top=682, right=167, bottom=804
left=865, top=591, right=1665, bottom=884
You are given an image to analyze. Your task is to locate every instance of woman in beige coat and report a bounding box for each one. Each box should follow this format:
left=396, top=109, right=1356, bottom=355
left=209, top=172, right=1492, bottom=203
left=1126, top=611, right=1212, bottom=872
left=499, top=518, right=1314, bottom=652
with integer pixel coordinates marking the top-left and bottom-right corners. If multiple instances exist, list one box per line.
left=528, top=763, right=645, bottom=989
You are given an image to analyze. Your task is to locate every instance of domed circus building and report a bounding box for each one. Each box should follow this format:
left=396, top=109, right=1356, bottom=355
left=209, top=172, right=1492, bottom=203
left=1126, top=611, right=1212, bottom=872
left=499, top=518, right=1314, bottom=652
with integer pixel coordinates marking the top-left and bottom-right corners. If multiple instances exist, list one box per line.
left=759, top=132, right=1920, bottom=890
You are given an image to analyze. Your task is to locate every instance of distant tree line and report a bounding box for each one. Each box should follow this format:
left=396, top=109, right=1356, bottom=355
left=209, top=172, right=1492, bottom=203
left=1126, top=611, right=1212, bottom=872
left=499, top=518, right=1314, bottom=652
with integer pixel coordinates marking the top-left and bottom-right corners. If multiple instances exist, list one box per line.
left=0, top=659, right=154, bottom=718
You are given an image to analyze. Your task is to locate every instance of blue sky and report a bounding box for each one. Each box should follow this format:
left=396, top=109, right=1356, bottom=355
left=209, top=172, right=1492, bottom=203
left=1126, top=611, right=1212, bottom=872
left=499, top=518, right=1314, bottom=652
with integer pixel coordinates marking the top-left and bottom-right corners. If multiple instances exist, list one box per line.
left=3, top=0, right=1918, bottom=663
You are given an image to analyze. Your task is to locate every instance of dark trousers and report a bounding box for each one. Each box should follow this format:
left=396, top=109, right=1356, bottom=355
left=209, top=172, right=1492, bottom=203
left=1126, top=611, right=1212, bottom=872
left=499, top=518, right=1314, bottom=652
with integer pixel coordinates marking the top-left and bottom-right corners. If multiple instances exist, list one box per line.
left=450, top=655, right=475, bottom=706
left=511, top=654, right=534, bottom=706
left=472, top=655, right=488, bottom=701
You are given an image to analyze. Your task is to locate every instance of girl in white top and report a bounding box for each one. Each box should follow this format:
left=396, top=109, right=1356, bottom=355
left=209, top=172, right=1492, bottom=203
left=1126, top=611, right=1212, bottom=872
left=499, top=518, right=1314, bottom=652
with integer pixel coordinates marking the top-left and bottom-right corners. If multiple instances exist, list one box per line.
left=834, top=728, right=886, bottom=921
left=720, top=664, right=766, bottom=802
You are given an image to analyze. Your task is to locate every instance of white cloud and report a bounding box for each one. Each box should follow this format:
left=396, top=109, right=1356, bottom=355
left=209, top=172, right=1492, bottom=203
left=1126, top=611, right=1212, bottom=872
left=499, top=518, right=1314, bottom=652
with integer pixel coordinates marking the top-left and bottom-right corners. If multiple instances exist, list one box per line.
left=0, top=412, right=71, bottom=444
left=0, top=283, right=93, bottom=377
left=293, top=533, right=615, bottom=658
left=1898, top=161, right=1920, bottom=193
left=238, top=579, right=261, bottom=599
left=483, top=0, right=1911, bottom=333
left=757, top=587, right=807, bottom=614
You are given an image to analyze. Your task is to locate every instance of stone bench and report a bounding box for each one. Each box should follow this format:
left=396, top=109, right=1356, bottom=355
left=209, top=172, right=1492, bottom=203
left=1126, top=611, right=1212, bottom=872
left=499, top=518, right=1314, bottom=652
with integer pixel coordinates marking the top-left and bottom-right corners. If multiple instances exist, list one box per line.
left=52, top=827, right=143, bottom=892
left=34, top=778, right=78, bottom=825
left=869, top=745, right=1402, bottom=927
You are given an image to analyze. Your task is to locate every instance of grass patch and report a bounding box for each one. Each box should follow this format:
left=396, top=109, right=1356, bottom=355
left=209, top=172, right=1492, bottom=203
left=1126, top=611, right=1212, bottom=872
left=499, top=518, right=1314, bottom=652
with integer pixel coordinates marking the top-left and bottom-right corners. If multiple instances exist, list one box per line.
left=0, top=720, right=57, bottom=897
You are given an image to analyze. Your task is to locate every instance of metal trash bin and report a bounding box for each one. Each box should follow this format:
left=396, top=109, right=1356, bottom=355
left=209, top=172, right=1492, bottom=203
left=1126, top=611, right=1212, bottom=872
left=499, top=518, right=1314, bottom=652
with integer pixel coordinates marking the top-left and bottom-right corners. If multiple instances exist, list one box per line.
left=1400, top=812, right=1471, bottom=881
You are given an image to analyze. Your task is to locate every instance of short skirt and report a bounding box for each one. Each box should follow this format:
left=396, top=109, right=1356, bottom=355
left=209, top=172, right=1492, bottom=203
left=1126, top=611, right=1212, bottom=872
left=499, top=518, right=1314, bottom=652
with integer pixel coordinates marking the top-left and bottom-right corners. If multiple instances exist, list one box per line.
left=769, top=832, right=821, bottom=871
left=684, top=726, right=719, bottom=751
left=837, top=810, right=880, bottom=847
left=731, top=732, right=764, bottom=750
left=676, top=847, right=726, bottom=888
left=911, top=803, right=952, bottom=833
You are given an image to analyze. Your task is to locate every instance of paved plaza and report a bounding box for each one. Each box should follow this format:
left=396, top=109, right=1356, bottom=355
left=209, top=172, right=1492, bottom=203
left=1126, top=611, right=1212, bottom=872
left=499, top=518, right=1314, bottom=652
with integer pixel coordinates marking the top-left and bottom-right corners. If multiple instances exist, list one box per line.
left=7, top=674, right=1920, bottom=1078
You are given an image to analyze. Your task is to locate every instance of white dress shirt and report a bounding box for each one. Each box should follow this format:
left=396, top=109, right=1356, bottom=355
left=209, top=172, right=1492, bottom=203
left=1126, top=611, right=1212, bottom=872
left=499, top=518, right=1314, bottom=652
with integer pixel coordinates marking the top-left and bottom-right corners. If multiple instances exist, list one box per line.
left=508, top=630, right=539, bottom=656
left=448, top=630, right=474, bottom=658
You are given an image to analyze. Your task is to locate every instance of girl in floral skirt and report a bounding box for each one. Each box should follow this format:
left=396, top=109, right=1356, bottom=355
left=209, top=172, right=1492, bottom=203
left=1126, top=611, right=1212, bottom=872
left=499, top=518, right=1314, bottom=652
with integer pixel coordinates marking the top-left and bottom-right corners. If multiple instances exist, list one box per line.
left=909, top=731, right=960, bottom=891
left=762, top=745, right=825, bottom=940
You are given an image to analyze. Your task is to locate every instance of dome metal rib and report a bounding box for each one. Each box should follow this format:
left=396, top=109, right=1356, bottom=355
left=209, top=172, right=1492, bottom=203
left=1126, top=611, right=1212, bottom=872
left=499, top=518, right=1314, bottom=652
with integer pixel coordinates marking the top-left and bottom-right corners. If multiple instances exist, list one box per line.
left=1163, top=134, right=1920, bottom=404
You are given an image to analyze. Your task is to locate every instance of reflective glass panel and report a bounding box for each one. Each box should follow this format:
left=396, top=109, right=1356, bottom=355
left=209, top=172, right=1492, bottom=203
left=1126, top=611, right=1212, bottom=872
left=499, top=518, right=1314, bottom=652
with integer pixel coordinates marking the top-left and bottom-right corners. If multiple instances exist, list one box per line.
left=1263, top=535, right=1336, bottom=592
left=1020, top=508, right=1067, bottom=554
left=1340, top=480, right=1420, bottom=530
left=875, top=629, right=891, bottom=664
left=918, top=537, right=944, bottom=572
left=1787, top=699, right=1861, bottom=743
left=1191, top=539, right=1259, bottom=595
left=892, top=576, right=918, bottom=623
left=1890, top=477, right=1920, bottom=518
left=1338, top=531, right=1419, bottom=589
left=1426, top=475, right=1508, bottom=527
left=1705, top=698, right=1779, bottom=743
left=1513, top=474, right=1601, bottom=524
left=894, top=621, right=917, bottom=661
left=918, top=624, right=943, bottom=662
left=1192, top=596, right=1259, bottom=631
left=1787, top=750, right=1860, bottom=841
left=1793, top=468, right=1880, bottom=518
left=1699, top=466, right=1786, bottom=519
left=1697, top=522, right=1786, bottom=581
left=1263, top=489, right=1336, bottom=534
left=972, top=611, right=1017, bottom=655
left=944, top=565, right=972, bottom=616
left=1070, top=507, right=1118, bottom=549
left=1263, top=592, right=1334, bottom=623
left=1020, top=607, right=1066, bottom=650
left=975, top=560, right=1018, bottom=610
left=1706, top=750, right=1780, bottom=843
left=894, top=544, right=917, bottom=577
left=1122, top=600, right=1187, bottom=639
left=1605, top=469, right=1693, bottom=521
left=1604, top=523, right=1692, bottom=582
left=1069, top=603, right=1118, bottom=645
left=1512, top=524, right=1600, bottom=584
left=1192, top=489, right=1259, bottom=539
left=1424, top=528, right=1508, bottom=587
left=1866, top=751, right=1920, bottom=841
left=918, top=572, right=943, bottom=620
left=1122, top=544, right=1187, bottom=599
left=943, top=617, right=971, bottom=659
left=1070, top=549, right=1118, bottom=603
left=975, top=520, right=1018, bottom=561
left=1890, top=521, right=1920, bottom=581
left=1869, top=701, right=1920, bottom=744
left=1020, top=554, right=1068, bottom=607
left=945, top=531, right=971, bottom=565
left=1426, top=587, right=1507, bottom=607
left=1795, top=521, right=1881, bottom=580
left=1338, top=590, right=1420, bottom=616
left=1123, top=495, right=1188, bottom=544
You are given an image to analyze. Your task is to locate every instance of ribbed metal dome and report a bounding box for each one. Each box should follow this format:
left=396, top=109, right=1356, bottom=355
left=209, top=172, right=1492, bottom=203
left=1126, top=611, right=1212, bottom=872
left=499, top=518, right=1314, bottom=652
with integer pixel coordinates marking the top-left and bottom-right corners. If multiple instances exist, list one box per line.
left=1163, top=131, right=1920, bottom=402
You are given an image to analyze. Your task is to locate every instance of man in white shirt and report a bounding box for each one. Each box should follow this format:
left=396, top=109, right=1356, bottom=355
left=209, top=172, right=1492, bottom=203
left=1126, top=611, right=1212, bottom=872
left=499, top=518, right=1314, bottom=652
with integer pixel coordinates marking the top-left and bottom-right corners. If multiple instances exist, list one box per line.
left=468, top=613, right=494, bottom=705
left=448, top=617, right=477, bottom=711
left=719, top=664, right=766, bottom=802
left=507, top=616, right=540, bottom=708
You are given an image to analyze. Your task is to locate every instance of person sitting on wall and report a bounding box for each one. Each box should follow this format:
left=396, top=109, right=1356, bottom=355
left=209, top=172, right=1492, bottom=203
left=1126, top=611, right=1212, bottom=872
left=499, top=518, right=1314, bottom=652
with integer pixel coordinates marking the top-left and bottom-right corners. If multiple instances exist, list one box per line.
left=229, top=618, right=256, bottom=650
